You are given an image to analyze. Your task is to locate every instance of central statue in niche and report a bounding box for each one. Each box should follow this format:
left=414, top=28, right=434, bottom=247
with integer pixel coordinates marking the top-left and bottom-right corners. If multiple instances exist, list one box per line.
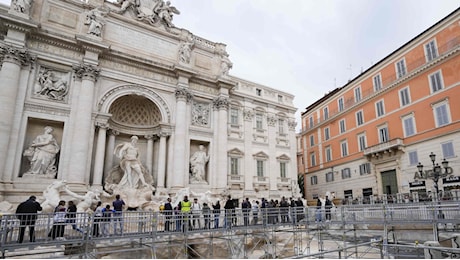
left=104, top=136, right=155, bottom=208
left=190, top=144, right=210, bottom=183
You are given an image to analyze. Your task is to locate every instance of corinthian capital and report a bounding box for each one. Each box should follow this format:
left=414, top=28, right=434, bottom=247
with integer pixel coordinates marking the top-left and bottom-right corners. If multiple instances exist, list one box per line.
left=212, top=96, right=229, bottom=110
left=72, top=63, right=100, bottom=81
left=175, top=87, right=193, bottom=102
left=0, top=45, right=35, bottom=66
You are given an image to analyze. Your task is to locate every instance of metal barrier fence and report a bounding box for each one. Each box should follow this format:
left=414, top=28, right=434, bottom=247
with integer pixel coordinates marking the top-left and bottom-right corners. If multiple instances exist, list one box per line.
left=2, top=202, right=460, bottom=257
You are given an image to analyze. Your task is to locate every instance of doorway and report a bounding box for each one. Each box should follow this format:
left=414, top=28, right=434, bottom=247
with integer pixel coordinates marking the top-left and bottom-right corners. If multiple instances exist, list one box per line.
left=381, top=170, right=398, bottom=195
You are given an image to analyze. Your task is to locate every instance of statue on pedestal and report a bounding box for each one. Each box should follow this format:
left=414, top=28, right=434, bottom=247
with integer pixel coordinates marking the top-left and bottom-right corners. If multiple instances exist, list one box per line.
left=190, top=145, right=209, bottom=183
left=23, top=126, right=60, bottom=178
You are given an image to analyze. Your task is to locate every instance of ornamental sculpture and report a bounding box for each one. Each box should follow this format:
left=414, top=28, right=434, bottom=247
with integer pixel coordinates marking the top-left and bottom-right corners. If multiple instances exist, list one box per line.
left=117, top=0, right=180, bottom=29
left=36, top=69, right=68, bottom=101
left=192, top=102, right=210, bottom=127
left=23, top=126, right=60, bottom=178
left=85, top=6, right=109, bottom=37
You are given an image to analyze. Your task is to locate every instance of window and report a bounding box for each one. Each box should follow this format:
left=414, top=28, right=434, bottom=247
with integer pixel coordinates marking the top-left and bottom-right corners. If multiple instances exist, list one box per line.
left=356, top=110, right=364, bottom=126
left=256, top=88, right=262, bottom=96
left=323, top=107, right=329, bottom=120
left=376, top=100, right=385, bottom=117
left=310, top=153, right=316, bottom=167
left=309, top=135, right=315, bottom=146
left=338, top=97, right=344, bottom=112
left=402, top=115, right=416, bottom=137
left=408, top=151, right=418, bottom=166
left=425, top=40, right=438, bottom=62
left=378, top=126, right=389, bottom=143
left=340, top=140, right=348, bottom=157
left=442, top=142, right=455, bottom=158
left=311, top=176, right=318, bottom=185
left=339, top=119, right=346, bottom=134
left=230, top=108, right=239, bottom=125
left=341, top=168, right=351, bottom=179
left=359, top=163, right=371, bottom=175
left=280, top=162, right=286, bottom=178
left=326, top=172, right=334, bottom=182
left=433, top=101, right=450, bottom=127
left=309, top=116, right=314, bottom=128
left=399, top=87, right=411, bottom=106
left=344, top=190, right=353, bottom=199
left=325, top=146, right=332, bottom=162
left=373, top=74, right=382, bottom=91
left=278, top=95, right=283, bottom=103
left=357, top=133, right=366, bottom=152
left=396, top=59, right=406, bottom=78
left=429, top=71, right=443, bottom=93
left=256, top=160, right=264, bottom=176
left=354, top=86, right=362, bottom=102
left=230, top=157, right=239, bottom=175
left=278, top=119, right=285, bottom=134
left=256, top=113, right=263, bottom=129
left=324, top=127, right=330, bottom=141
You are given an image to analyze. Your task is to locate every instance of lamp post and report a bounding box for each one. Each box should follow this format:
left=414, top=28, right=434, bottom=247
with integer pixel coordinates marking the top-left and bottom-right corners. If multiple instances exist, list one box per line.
left=415, top=152, right=452, bottom=200
left=414, top=152, right=453, bottom=241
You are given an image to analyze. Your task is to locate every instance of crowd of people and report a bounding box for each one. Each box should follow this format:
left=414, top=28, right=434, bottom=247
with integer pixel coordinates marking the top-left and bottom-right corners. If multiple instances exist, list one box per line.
left=13, top=194, right=309, bottom=243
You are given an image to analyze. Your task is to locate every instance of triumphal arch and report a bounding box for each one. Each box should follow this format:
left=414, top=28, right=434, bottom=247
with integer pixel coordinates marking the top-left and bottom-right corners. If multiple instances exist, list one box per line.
left=0, top=0, right=298, bottom=209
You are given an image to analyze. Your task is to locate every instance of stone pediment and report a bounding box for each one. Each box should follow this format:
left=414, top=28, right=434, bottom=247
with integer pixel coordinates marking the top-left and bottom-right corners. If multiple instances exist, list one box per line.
left=276, top=154, right=290, bottom=161
left=253, top=151, right=269, bottom=160
left=228, top=148, right=244, bottom=157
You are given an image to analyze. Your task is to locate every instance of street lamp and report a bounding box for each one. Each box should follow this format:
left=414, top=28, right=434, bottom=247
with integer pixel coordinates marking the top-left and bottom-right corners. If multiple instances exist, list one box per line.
left=415, top=152, right=453, bottom=200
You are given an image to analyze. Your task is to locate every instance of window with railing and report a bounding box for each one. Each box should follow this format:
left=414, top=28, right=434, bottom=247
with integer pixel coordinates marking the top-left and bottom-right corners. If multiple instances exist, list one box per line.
left=378, top=126, right=389, bottom=143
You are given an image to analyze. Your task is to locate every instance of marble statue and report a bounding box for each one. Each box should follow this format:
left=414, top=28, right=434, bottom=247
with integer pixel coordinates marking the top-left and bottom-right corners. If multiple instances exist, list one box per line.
left=154, top=0, right=180, bottom=28
left=85, top=6, right=109, bottom=37
left=40, top=180, right=66, bottom=213
left=114, top=136, right=149, bottom=189
left=11, top=0, right=32, bottom=14
left=179, top=40, right=193, bottom=64
left=64, top=186, right=101, bottom=212
left=118, top=0, right=136, bottom=12
left=190, top=145, right=209, bottom=183
left=220, top=52, right=233, bottom=76
left=23, top=126, right=60, bottom=178
left=37, top=69, right=68, bottom=101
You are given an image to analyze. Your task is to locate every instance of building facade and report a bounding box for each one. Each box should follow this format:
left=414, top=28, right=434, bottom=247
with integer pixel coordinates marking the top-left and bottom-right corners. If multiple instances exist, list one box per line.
left=0, top=0, right=298, bottom=205
left=298, top=8, right=460, bottom=204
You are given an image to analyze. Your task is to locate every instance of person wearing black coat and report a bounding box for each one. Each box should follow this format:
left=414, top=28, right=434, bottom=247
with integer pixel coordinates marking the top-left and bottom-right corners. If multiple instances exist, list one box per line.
left=164, top=198, right=173, bottom=231
left=15, top=196, right=42, bottom=243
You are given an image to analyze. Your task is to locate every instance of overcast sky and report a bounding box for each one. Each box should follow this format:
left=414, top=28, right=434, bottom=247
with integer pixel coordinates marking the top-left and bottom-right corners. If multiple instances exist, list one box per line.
left=1, top=0, right=459, bottom=131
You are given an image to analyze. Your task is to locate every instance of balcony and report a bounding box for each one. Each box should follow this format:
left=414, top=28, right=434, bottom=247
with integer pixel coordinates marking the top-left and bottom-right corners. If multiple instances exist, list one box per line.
left=228, top=174, right=244, bottom=190
left=277, top=177, right=291, bottom=190
left=253, top=176, right=269, bottom=191
left=364, top=138, right=405, bottom=158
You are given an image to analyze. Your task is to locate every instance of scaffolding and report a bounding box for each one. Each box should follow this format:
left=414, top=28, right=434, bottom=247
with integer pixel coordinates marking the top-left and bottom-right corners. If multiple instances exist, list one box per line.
left=2, top=202, right=460, bottom=258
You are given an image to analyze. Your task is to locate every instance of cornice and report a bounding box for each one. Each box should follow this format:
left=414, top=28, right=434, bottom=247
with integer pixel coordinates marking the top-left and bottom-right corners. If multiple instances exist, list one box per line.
left=0, top=13, right=39, bottom=32
left=24, top=102, right=71, bottom=117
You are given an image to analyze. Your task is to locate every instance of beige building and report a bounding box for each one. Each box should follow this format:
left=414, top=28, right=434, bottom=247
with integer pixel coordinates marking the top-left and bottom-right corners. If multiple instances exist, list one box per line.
left=0, top=0, right=298, bottom=205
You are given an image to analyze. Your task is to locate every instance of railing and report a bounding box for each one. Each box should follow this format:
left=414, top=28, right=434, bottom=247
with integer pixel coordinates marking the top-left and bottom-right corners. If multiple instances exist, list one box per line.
left=363, top=138, right=404, bottom=155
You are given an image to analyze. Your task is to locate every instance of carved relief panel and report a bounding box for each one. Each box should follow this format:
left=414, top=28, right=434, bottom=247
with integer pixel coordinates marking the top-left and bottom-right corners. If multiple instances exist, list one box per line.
left=33, top=65, right=71, bottom=103
left=191, top=101, right=210, bottom=127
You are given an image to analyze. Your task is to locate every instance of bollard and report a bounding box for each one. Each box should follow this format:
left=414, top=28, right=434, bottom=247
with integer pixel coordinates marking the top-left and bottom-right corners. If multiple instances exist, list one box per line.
left=423, top=241, right=442, bottom=259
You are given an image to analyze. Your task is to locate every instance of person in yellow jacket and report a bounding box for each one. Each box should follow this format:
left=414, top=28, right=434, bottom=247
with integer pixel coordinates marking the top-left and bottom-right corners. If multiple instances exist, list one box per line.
left=178, top=195, right=191, bottom=231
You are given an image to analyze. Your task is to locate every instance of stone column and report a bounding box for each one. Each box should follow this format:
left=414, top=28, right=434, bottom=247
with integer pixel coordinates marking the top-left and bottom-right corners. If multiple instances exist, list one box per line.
left=104, top=130, right=119, bottom=177
left=171, top=86, right=192, bottom=188
left=213, top=96, right=229, bottom=189
left=0, top=45, right=34, bottom=179
left=67, top=63, right=100, bottom=184
left=156, top=132, right=169, bottom=189
left=92, top=121, right=108, bottom=187
left=145, top=135, right=154, bottom=175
